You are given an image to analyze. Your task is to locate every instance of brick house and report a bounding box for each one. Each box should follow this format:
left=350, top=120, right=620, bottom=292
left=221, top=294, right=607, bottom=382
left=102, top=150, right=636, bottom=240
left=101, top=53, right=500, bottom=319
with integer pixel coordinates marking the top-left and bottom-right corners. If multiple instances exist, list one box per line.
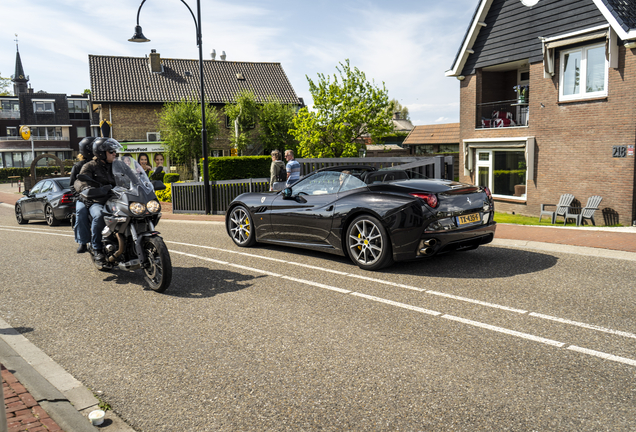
left=446, top=0, right=636, bottom=226
left=0, top=46, right=96, bottom=168
left=89, top=50, right=302, bottom=163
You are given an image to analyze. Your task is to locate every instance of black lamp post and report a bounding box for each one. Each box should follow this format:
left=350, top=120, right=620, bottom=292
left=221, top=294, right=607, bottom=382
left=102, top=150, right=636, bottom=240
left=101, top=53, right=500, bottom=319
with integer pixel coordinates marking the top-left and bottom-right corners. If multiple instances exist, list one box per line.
left=129, top=0, right=212, bottom=215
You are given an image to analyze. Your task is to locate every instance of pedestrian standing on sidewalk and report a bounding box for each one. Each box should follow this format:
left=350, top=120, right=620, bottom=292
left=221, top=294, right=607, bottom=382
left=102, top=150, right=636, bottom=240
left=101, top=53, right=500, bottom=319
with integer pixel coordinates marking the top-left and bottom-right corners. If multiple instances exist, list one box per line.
left=284, top=149, right=300, bottom=187
left=69, top=136, right=96, bottom=253
left=270, top=150, right=286, bottom=191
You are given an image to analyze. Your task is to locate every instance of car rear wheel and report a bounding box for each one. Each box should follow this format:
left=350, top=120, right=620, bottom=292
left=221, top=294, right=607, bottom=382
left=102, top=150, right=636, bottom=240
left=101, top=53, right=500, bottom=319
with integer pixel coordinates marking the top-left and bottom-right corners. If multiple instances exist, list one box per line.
left=227, top=205, right=256, bottom=247
left=45, top=204, right=60, bottom=226
left=15, top=205, right=28, bottom=225
left=346, top=215, right=393, bottom=271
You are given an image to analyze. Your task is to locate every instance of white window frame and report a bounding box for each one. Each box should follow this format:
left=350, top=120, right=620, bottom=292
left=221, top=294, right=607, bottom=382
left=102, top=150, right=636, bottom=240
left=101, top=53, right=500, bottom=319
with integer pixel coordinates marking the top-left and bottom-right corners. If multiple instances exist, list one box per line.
left=474, top=148, right=527, bottom=200
left=559, top=42, right=608, bottom=101
left=33, top=100, right=55, bottom=113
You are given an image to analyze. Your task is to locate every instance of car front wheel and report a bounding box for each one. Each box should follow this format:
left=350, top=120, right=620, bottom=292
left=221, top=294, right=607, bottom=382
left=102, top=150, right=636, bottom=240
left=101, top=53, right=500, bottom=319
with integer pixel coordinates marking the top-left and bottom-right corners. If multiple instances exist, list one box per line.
left=346, top=215, right=393, bottom=271
left=227, top=205, right=256, bottom=247
left=15, top=205, right=28, bottom=224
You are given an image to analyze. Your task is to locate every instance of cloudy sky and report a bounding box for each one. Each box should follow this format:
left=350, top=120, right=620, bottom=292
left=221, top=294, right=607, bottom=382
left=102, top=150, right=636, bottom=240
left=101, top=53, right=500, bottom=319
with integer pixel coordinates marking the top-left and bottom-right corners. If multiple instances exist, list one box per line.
left=1, top=0, right=477, bottom=125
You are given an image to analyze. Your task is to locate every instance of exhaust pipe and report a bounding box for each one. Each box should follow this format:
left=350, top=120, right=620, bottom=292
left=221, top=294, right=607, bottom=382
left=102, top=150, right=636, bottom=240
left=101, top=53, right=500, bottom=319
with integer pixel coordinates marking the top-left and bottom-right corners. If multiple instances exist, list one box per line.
left=424, top=238, right=438, bottom=247
left=108, top=233, right=126, bottom=263
left=419, top=247, right=434, bottom=255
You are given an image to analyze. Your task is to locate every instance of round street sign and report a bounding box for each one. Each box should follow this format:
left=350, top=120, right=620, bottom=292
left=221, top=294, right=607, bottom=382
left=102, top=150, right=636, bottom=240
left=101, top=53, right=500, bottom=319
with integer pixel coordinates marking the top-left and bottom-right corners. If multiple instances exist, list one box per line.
left=19, top=125, right=31, bottom=140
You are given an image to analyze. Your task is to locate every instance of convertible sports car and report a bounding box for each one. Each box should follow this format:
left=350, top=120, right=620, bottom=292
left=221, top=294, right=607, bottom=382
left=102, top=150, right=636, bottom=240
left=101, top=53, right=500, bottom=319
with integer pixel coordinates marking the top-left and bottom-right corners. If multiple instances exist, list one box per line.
left=225, top=165, right=496, bottom=270
left=15, top=177, right=75, bottom=226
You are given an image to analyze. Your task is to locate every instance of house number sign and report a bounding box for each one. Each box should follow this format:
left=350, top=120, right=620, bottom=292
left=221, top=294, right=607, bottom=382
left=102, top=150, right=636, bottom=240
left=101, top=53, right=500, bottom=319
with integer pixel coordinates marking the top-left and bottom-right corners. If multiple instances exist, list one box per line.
left=612, top=145, right=627, bottom=157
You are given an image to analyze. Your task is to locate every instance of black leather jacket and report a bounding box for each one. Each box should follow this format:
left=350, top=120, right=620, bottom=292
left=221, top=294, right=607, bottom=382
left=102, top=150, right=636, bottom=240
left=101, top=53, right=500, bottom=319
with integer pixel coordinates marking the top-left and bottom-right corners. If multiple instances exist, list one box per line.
left=74, top=160, right=116, bottom=205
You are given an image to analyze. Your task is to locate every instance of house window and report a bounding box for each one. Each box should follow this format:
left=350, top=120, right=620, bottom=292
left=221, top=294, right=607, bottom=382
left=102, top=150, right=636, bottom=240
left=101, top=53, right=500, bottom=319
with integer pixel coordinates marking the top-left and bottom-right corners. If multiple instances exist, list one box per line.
left=76, top=126, right=87, bottom=138
left=33, top=100, right=55, bottom=113
left=475, top=150, right=527, bottom=198
left=68, top=99, right=90, bottom=119
left=7, top=127, right=17, bottom=137
left=559, top=43, right=607, bottom=101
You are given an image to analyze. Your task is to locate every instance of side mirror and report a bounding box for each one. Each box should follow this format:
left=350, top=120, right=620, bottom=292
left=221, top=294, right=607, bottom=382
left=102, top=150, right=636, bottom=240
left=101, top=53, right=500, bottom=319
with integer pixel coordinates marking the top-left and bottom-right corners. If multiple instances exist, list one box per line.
left=152, top=180, right=166, bottom=191
left=282, top=187, right=293, bottom=199
left=22, top=190, right=30, bottom=196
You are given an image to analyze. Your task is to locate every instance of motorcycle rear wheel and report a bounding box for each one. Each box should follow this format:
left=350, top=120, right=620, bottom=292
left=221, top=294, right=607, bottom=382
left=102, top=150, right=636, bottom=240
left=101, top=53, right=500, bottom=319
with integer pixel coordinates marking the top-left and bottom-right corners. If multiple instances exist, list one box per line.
left=142, top=236, right=172, bottom=293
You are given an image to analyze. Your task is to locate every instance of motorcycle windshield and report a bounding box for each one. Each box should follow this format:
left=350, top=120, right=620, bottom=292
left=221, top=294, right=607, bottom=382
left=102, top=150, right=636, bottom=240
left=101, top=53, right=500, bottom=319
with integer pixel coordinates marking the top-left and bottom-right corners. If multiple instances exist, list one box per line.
left=111, top=158, right=155, bottom=196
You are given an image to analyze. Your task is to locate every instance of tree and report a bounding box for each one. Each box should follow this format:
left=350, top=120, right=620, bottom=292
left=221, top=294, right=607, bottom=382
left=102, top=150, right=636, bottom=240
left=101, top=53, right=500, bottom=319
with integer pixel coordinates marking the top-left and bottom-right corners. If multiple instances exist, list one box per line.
left=289, top=59, right=393, bottom=158
left=0, top=72, right=12, bottom=96
left=258, top=96, right=298, bottom=155
left=224, top=90, right=259, bottom=155
left=157, top=96, right=221, bottom=180
left=389, top=98, right=410, bottom=121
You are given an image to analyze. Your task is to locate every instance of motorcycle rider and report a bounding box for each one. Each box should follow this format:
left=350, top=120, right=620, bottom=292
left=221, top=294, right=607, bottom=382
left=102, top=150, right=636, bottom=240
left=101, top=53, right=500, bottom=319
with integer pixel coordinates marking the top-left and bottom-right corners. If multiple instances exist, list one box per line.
left=74, top=138, right=122, bottom=265
left=69, top=136, right=96, bottom=253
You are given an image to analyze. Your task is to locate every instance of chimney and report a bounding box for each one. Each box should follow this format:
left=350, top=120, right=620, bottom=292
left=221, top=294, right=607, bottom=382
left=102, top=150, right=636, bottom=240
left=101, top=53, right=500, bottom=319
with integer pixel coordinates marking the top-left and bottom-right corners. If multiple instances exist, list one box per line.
left=393, top=111, right=402, bottom=120
left=148, top=49, right=162, bottom=73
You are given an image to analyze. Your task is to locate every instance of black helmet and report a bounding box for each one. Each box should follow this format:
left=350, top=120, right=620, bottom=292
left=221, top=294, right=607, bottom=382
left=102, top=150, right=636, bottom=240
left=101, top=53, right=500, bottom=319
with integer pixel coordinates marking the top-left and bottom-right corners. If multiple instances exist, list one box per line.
left=93, top=138, right=123, bottom=162
left=78, top=137, right=96, bottom=160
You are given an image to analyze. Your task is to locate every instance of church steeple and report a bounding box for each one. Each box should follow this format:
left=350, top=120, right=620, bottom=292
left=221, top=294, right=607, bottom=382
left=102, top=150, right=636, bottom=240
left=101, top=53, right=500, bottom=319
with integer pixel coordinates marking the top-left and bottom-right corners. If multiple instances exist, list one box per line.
left=12, top=35, right=29, bottom=95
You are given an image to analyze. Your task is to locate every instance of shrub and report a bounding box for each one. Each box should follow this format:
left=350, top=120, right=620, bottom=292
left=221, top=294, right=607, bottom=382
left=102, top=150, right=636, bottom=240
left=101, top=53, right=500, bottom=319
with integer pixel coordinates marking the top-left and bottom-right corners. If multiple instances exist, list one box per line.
left=163, top=173, right=180, bottom=183
left=201, top=155, right=271, bottom=181
left=155, top=182, right=173, bottom=203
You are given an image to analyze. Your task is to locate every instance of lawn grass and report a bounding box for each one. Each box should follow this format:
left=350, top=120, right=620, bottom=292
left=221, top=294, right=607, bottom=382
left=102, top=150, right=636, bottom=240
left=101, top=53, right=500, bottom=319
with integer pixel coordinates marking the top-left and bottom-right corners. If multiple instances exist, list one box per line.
left=494, top=212, right=624, bottom=227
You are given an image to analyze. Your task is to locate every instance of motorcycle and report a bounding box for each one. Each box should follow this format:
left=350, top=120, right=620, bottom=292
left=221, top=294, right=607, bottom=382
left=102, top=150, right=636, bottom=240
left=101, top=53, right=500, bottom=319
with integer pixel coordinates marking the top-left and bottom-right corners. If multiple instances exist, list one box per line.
left=78, top=159, right=172, bottom=293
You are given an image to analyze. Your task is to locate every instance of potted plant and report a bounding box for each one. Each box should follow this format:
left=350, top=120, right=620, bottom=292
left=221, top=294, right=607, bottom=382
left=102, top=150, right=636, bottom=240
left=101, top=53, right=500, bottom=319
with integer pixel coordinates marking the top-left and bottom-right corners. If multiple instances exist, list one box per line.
left=513, top=85, right=529, bottom=103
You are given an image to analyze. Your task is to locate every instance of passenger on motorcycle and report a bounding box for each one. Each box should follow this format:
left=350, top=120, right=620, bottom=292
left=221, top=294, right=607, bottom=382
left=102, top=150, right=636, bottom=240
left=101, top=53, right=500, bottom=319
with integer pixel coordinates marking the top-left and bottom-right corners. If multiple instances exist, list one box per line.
left=74, top=138, right=122, bottom=265
left=69, top=137, right=96, bottom=254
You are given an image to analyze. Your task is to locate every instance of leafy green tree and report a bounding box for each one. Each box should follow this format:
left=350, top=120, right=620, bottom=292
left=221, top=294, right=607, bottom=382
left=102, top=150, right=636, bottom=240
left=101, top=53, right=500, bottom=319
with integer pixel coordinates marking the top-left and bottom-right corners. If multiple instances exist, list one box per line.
left=0, top=72, right=12, bottom=96
left=258, top=96, right=298, bottom=155
left=224, top=90, right=259, bottom=154
left=158, top=96, right=221, bottom=179
left=290, top=59, right=393, bottom=158
left=389, top=98, right=410, bottom=121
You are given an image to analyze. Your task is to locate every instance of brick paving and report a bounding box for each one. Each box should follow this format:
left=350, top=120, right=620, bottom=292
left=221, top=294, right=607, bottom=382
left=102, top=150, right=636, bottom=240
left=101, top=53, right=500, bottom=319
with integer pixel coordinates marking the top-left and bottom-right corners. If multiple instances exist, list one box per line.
left=2, top=364, right=63, bottom=432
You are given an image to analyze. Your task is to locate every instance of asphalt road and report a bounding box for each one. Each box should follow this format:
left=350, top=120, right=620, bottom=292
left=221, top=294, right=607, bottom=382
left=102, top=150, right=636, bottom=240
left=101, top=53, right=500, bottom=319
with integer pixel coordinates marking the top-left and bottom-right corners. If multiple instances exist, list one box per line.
left=0, top=206, right=635, bottom=431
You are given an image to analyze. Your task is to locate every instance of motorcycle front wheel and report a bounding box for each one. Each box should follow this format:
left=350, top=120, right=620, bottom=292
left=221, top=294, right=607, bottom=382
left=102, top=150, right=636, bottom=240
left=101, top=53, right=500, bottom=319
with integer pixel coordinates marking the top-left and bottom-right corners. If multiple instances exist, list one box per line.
left=142, top=236, right=172, bottom=293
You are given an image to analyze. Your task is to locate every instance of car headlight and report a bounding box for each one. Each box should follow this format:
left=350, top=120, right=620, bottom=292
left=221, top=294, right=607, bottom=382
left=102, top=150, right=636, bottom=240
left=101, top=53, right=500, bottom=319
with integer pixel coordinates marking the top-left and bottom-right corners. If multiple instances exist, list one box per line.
left=129, top=202, right=146, bottom=215
left=146, top=200, right=161, bottom=213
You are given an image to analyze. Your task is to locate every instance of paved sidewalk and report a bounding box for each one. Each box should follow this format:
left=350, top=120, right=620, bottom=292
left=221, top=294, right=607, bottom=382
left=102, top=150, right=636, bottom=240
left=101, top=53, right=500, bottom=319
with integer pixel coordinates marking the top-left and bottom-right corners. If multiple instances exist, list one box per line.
left=1, top=180, right=635, bottom=430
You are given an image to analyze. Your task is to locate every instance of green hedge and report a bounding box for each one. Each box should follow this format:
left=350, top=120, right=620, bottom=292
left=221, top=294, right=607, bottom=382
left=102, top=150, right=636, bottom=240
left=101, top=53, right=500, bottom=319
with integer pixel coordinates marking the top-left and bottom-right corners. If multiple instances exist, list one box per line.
left=0, top=166, right=71, bottom=183
left=163, top=173, right=180, bottom=183
left=155, top=182, right=173, bottom=202
left=200, top=156, right=271, bottom=181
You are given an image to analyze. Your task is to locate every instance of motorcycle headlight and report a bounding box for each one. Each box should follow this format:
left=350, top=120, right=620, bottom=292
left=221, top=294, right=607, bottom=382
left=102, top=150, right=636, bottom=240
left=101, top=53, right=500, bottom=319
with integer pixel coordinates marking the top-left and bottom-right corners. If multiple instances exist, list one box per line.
left=146, top=200, right=161, bottom=213
left=129, top=202, right=146, bottom=215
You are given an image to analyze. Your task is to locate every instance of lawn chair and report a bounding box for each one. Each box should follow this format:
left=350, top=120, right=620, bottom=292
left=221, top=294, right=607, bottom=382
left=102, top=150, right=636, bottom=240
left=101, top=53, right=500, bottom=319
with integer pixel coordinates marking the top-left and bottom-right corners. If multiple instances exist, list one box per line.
left=539, top=193, right=574, bottom=224
left=564, top=195, right=602, bottom=226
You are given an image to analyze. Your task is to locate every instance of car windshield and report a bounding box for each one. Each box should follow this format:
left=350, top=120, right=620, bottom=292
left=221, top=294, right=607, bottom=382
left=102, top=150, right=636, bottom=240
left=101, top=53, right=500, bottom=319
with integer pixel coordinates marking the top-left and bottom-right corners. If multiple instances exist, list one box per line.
left=292, top=171, right=367, bottom=195
left=111, top=158, right=154, bottom=195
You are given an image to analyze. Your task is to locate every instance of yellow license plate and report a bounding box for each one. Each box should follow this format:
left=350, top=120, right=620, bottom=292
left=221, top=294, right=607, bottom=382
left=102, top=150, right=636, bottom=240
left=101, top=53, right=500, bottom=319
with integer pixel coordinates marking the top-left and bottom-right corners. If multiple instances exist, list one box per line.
left=457, top=213, right=481, bottom=226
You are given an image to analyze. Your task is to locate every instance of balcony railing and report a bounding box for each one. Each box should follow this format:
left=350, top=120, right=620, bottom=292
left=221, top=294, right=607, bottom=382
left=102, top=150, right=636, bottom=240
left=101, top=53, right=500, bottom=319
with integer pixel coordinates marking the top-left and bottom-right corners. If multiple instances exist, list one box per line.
left=0, top=111, right=20, bottom=119
left=476, top=99, right=528, bottom=129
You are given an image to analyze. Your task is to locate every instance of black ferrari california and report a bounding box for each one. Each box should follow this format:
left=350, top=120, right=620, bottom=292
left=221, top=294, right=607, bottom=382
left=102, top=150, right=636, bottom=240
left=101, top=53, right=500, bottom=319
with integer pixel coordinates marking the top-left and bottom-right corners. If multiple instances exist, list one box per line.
left=225, top=165, right=496, bottom=270
left=15, top=177, right=75, bottom=226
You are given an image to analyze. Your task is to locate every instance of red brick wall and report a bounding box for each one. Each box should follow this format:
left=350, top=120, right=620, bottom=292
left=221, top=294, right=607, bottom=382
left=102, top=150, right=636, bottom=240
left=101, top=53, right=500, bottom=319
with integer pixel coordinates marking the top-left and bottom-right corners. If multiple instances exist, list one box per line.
left=459, top=46, right=636, bottom=226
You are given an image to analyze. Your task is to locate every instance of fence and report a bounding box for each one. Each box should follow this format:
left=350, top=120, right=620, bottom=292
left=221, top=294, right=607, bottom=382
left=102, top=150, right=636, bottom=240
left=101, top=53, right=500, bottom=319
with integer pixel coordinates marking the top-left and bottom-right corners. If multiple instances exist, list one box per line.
left=171, top=155, right=453, bottom=214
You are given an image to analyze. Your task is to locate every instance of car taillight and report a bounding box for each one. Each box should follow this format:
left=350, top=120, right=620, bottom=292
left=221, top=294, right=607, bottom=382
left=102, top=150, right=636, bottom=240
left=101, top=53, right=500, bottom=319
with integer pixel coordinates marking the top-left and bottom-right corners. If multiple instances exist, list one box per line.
left=410, top=192, right=438, bottom=208
left=60, top=192, right=74, bottom=204
left=484, top=187, right=492, bottom=200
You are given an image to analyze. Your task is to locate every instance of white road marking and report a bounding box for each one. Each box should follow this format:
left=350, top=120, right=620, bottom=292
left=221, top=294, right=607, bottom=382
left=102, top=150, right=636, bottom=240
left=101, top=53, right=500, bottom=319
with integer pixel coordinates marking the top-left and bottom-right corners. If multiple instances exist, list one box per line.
left=3, top=225, right=636, bottom=366
left=164, top=239, right=636, bottom=341
left=567, top=346, right=636, bottom=367
left=171, top=248, right=636, bottom=367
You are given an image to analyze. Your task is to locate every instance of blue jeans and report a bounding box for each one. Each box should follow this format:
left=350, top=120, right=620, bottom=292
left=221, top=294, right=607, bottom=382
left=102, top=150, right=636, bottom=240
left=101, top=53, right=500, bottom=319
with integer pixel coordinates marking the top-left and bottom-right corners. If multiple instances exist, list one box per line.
left=74, top=201, right=91, bottom=245
left=89, top=203, right=106, bottom=251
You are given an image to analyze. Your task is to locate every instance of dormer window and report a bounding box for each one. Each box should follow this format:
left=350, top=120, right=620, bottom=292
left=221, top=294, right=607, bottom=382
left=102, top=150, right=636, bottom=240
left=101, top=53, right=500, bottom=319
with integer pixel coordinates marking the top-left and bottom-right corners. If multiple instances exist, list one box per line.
left=33, top=100, right=54, bottom=113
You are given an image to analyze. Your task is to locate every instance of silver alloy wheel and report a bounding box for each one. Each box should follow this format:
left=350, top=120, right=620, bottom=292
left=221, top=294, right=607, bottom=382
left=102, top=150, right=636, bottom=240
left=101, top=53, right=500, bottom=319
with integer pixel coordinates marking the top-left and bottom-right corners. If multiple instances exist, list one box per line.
left=348, top=218, right=384, bottom=266
left=228, top=206, right=254, bottom=246
left=45, top=205, right=59, bottom=226
left=15, top=205, right=27, bottom=224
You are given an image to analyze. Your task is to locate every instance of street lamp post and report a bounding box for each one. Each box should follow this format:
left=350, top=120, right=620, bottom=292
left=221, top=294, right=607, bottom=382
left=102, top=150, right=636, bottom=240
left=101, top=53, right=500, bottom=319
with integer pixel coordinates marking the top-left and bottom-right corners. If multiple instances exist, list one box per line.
left=129, top=0, right=212, bottom=215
